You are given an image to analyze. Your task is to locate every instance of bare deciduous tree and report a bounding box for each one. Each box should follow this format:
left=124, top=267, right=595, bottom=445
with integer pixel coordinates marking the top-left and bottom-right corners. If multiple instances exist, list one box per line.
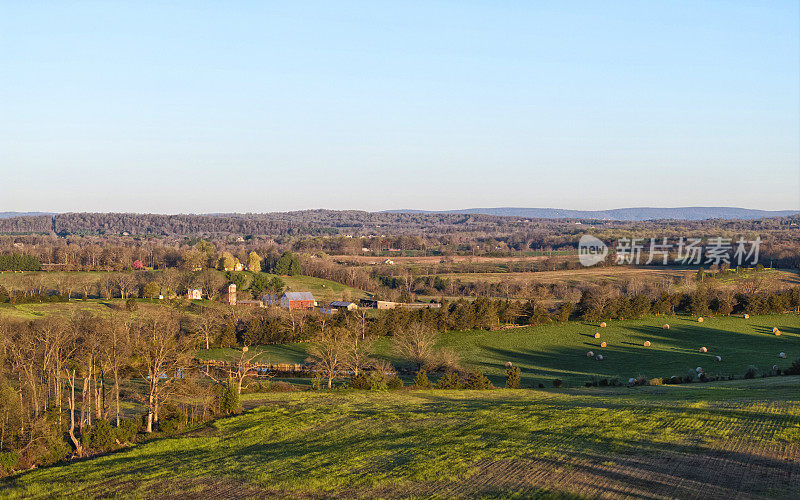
left=392, top=322, right=439, bottom=370
left=307, top=327, right=348, bottom=389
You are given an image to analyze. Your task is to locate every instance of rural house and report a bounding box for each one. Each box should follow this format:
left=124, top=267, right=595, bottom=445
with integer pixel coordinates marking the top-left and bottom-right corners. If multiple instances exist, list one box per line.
left=280, top=292, right=316, bottom=310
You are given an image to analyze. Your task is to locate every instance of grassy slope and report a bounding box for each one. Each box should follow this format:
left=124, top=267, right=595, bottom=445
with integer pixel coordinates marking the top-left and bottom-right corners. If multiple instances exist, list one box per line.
left=3, top=377, right=799, bottom=498
left=262, top=273, right=370, bottom=303
left=200, top=314, right=800, bottom=386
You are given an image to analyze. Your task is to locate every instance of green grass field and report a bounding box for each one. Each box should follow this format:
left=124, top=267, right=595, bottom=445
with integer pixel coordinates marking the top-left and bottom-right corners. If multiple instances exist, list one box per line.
left=201, top=314, right=800, bottom=387
left=3, top=377, right=799, bottom=498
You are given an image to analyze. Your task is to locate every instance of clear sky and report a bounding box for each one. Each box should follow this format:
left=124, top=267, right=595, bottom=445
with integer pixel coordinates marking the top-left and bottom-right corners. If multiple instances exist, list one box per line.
left=1, top=1, right=798, bottom=213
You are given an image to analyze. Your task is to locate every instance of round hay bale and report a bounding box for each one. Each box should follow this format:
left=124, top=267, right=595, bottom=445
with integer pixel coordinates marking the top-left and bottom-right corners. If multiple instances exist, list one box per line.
left=697, top=317, right=704, bottom=323
left=643, top=341, right=651, bottom=347
left=699, top=346, right=707, bottom=353
left=715, top=355, right=722, bottom=362
left=743, top=314, right=749, bottom=319
left=775, top=331, right=781, bottom=336
left=600, top=322, right=607, bottom=328
left=505, top=361, right=513, bottom=368
left=596, top=354, right=603, bottom=361
left=594, top=332, right=601, bottom=339
left=663, top=324, right=670, bottom=330
left=773, top=365, right=779, bottom=371
left=600, top=341, right=607, bottom=348
left=628, top=377, right=636, bottom=385
left=587, top=351, right=594, bottom=357
left=696, top=366, right=703, bottom=373
left=779, top=352, right=786, bottom=359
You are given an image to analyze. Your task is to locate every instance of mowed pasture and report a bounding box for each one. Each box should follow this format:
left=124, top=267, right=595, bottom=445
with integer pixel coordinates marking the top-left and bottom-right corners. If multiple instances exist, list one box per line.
left=201, top=314, right=800, bottom=387
left=3, top=378, right=799, bottom=499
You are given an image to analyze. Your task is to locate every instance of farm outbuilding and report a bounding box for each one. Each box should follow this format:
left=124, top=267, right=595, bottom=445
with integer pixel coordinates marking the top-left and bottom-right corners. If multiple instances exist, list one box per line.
left=187, top=288, right=203, bottom=300
left=280, top=292, right=317, bottom=310
left=330, top=301, right=358, bottom=311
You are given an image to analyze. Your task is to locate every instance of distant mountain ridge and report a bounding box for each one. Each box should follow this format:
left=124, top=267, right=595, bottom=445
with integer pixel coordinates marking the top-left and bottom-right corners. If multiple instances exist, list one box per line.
left=382, top=207, right=800, bottom=221
left=0, top=212, right=53, bottom=219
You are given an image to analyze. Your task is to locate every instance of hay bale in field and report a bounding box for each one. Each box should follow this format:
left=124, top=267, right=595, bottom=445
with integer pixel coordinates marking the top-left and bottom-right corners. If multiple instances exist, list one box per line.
left=779, top=352, right=786, bottom=359
left=743, top=314, right=749, bottom=319
left=594, top=332, right=601, bottom=339
left=600, top=341, right=607, bottom=348
left=696, top=366, right=703, bottom=373
left=773, top=327, right=781, bottom=336
left=587, top=351, right=594, bottom=357
left=663, top=324, right=670, bottom=330
left=596, top=354, right=603, bottom=360
left=699, top=346, right=707, bottom=353
left=715, top=355, right=722, bottom=362
left=773, top=365, right=779, bottom=371
left=697, top=317, right=704, bottom=323
left=643, top=341, right=651, bottom=347
left=600, top=322, right=607, bottom=328
left=628, top=377, right=636, bottom=385
left=505, top=361, right=513, bottom=368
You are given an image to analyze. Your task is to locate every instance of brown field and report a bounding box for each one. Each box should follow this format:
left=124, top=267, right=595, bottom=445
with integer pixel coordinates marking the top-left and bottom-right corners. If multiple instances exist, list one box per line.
left=437, top=266, right=800, bottom=288
left=332, top=254, right=563, bottom=265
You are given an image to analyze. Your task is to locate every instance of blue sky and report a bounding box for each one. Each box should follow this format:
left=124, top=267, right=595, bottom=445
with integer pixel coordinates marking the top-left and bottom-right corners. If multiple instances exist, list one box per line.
left=1, top=1, right=798, bottom=213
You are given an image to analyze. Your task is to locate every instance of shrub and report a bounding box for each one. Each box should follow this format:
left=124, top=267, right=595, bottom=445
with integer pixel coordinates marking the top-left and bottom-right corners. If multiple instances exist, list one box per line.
left=411, top=370, right=431, bottom=389
left=552, top=379, right=563, bottom=388
left=368, top=372, right=388, bottom=391
left=538, top=383, right=545, bottom=388
left=159, top=403, right=188, bottom=435
left=270, top=381, right=297, bottom=392
left=214, top=380, right=242, bottom=415
left=786, top=358, right=800, bottom=376
left=125, top=298, right=138, bottom=311
left=463, top=370, right=494, bottom=390
left=311, top=373, right=324, bottom=391
left=349, top=373, right=371, bottom=390
left=387, top=376, right=404, bottom=390
left=115, top=418, right=139, bottom=443
left=84, top=419, right=117, bottom=450
left=505, top=366, right=521, bottom=389
left=744, top=365, right=759, bottom=379
left=436, top=371, right=462, bottom=389
left=0, top=451, right=19, bottom=474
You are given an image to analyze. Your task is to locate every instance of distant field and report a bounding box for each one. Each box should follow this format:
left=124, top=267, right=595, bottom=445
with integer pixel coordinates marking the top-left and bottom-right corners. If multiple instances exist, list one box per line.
left=200, top=313, right=800, bottom=387
left=4, top=378, right=799, bottom=498
left=333, top=254, right=568, bottom=265
left=0, top=299, right=182, bottom=321
left=437, top=266, right=796, bottom=284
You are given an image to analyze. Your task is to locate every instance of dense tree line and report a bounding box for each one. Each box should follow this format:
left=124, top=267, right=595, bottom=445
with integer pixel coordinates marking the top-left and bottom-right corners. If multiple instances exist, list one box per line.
left=0, top=309, right=219, bottom=472
left=0, top=254, right=41, bottom=271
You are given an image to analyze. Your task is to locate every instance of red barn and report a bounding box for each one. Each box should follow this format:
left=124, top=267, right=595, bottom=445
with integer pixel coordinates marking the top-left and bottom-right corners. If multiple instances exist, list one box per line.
left=280, top=292, right=316, bottom=310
